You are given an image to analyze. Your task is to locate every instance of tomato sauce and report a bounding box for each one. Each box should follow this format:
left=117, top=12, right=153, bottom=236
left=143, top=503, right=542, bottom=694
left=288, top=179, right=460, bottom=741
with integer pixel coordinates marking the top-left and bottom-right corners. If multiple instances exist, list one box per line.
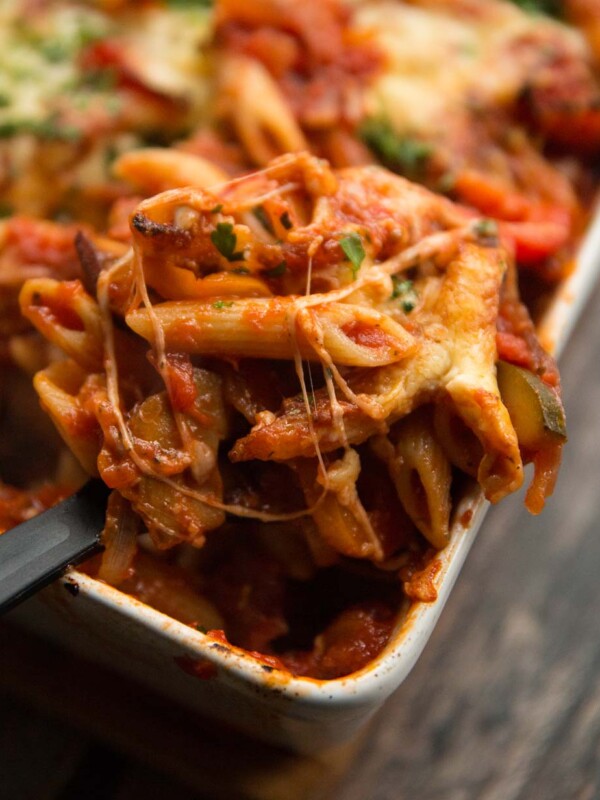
left=341, top=319, right=393, bottom=350
left=0, top=483, right=71, bottom=535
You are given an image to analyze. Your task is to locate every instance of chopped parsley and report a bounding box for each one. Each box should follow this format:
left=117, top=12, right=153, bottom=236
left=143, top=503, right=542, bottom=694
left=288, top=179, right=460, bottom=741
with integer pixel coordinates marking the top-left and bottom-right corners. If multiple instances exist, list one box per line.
left=210, top=222, right=245, bottom=262
left=0, top=201, right=14, bottom=218
left=103, top=142, right=119, bottom=169
left=359, top=118, right=432, bottom=179
left=40, top=39, right=72, bottom=63
left=80, top=67, right=118, bottom=93
left=264, top=261, right=287, bottom=278
left=279, top=211, right=293, bottom=230
left=391, top=276, right=418, bottom=313
left=166, top=0, right=213, bottom=7
left=210, top=203, right=223, bottom=214
left=0, top=10, right=112, bottom=144
left=0, top=116, right=82, bottom=141
left=212, top=300, right=234, bottom=310
left=340, top=232, right=366, bottom=279
left=437, top=172, right=456, bottom=194
left=191, top=622, right=208, bottom=633
left=253, top=205, right=274, bottom=235
left=473, top=218, right=499, bottom=240
left=508, top=0, right=561, bottom=16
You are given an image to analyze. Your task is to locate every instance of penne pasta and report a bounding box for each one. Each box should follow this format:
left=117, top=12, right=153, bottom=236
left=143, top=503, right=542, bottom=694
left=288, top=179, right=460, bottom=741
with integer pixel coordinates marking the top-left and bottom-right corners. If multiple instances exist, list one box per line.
left=386, top=407, right=452, bottom=550
left=433, top=401, right=482, bottom=478
left=142, top=263, right=273, bottom=302
left=113, top=149, right=229, bottom=194
left=217, top=55, right=308, bottom=165
left=126, top=297, right=416, bottom=367
left=0, top=0, right=587, bottom=684
left=33, top=360, right=102, bottom=477
left=19, top=279, right=104, bottom=372
left=296, top=451, right=384, bottom=561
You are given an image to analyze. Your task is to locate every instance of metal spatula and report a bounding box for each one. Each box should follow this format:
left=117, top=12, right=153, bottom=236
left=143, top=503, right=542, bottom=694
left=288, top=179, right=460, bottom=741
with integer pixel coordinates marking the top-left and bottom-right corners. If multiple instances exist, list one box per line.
left=0, top=481, right=109, bottom=613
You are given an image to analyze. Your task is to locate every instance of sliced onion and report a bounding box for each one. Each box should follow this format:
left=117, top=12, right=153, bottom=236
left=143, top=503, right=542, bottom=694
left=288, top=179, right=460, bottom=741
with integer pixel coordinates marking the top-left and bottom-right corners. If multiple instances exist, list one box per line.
left=99, top=491, right=139, bottom=586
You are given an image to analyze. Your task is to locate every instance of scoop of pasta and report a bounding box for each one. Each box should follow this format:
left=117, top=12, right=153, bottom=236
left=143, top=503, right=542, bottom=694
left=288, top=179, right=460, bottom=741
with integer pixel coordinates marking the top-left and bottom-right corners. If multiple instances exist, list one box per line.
left=19, top=152, right=564, bottom=570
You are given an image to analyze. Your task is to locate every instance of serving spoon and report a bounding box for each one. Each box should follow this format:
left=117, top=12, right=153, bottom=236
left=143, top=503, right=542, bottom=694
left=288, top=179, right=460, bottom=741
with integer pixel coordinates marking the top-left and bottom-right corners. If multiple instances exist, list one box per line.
left=0, top=481, right=109, bottom=614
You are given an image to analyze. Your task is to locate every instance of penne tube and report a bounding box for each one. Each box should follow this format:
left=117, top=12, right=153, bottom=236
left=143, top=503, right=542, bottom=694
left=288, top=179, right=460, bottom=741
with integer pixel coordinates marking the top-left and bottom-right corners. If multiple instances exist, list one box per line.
left=433, top=401, right=483, bottom=478
left=33, top=360, right=101, bottom=476
left=309, top=492, right=382, bottom=560
left=143, top=262, right=272, bottom=301
left=113, top=148, right=229, bottom=194
left=126, top=298, right=415, bottom=367
left=296, top=452, right=384, bottom=561
left=217, top=55, right=308, bottom=165
left=19, top=278, right=104, bottom=372
left=387, top=408, right=452, bottom=550
left=437, top=245, right=523, bottom=502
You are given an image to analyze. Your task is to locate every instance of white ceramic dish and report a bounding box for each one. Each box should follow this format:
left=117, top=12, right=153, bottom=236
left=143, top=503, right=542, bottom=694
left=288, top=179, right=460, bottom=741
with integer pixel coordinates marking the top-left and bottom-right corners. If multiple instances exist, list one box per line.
left=8, top=205, right=600, bottom=755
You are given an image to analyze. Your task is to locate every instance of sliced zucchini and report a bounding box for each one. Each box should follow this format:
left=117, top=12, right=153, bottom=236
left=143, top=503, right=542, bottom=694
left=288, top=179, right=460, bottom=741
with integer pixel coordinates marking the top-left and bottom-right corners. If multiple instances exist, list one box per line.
left=497, top=360, right=567, bottom=450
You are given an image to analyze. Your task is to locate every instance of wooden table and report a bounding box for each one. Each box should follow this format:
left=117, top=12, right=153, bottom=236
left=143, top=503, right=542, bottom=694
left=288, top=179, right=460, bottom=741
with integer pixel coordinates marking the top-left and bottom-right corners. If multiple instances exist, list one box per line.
left=2, top=278, right=600, bottom=800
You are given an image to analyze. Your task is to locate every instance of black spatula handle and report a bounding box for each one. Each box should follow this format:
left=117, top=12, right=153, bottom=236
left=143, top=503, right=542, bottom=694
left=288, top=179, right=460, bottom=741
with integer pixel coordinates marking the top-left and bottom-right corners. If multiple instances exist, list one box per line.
left=0, top=480, right=109, bottom=614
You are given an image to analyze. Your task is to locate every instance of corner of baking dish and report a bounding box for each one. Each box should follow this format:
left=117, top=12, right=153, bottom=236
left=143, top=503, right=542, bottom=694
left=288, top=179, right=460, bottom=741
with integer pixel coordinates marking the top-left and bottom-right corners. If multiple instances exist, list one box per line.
left=31, top=484, right=489, bottom=710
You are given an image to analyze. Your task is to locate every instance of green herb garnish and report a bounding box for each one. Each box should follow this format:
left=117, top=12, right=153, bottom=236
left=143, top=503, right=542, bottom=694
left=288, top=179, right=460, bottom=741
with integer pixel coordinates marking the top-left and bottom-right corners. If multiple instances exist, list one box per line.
left=359, top=118, right=432, bottom=179
left=0, top=116, right=82, bottom=141
left=104, top=96, right=122, bottom=117
left=391, top=276, right=418, bottom=313
left=508, top=0, right=561, bottom=16
left=437, top=172, right=456, bottom=194
left=103, top=143, right=119, bottom=170
left=40, top=39, right=71, bottom=63
left=340, top=232, right=366, bottom=279
left=473, top=218, right=499, bottom=239
left=166, top=0, right=213, bottom=7
left=210, top=203, right=223, bottom=214
left=210, top=222, right=245, bottom=262
left=279, top=211, right=293, bottom=230
left=264, top=261, right=287, bottom=278
left=0, top=201, right=14, bottom=218
left=253, top=205, right=274, bottom=235
left=80, top=67, right=118, bottom=93
left=191, top=623, right=208, bottom=633
left=212, top=300, right=234, bottom=310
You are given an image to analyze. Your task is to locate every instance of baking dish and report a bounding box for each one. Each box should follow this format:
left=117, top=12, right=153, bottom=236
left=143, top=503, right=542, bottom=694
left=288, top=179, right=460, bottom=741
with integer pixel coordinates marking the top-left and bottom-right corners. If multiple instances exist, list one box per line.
left=7, top=206, right=600, bottom=756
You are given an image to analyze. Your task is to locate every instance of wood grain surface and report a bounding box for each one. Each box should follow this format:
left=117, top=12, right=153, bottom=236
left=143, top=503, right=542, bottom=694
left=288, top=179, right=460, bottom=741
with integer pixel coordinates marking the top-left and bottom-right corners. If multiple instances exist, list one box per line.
left=1, top=278, right=600, bottom=800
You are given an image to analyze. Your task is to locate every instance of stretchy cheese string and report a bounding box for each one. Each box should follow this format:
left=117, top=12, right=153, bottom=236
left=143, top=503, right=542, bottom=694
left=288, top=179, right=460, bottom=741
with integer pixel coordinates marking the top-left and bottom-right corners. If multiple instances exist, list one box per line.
left=296, top=201, right=383, bottom=558
left=129, top=238, right=199, bottom=462
left=289, top=247, right=330, bottom=492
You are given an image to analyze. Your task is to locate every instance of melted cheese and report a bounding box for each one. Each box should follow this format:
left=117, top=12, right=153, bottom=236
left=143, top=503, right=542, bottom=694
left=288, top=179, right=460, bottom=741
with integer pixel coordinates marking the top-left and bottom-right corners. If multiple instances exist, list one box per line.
left=0, top=3, right=110, bottom=136
left=0, top=1, right=211, bottom=141
left=353, top=0, right=589, bottom=138
left=121, top=8, right=213, bottom=107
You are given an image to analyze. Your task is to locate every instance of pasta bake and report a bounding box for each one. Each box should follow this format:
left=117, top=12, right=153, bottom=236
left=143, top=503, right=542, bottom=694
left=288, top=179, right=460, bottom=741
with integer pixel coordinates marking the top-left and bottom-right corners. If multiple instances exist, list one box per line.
left=1, top=0, right=597, bottom=680
left=18, top=152, right=567, bottom=677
